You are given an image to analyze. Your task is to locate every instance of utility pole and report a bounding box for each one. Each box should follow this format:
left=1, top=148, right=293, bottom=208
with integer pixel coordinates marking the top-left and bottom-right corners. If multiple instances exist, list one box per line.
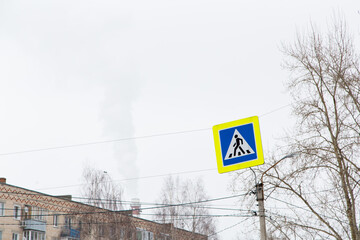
left=255, top=153, right=296, bottom=240
left=256, top=183, right=266, bottom=240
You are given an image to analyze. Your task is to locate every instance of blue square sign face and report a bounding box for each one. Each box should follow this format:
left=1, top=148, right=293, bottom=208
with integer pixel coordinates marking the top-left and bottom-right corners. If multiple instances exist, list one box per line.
left=219, top=123, right=257, bottom=166
left=213, top=116, right=264, bottom=173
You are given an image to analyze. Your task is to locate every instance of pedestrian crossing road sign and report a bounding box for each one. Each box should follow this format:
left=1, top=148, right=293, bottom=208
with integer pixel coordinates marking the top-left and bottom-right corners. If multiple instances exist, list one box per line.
left=213, top=116, right=264, bottom=173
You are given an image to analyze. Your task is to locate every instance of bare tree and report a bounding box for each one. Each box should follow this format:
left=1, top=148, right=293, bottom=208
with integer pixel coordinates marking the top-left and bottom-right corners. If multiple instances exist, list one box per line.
left=256, top=17, right=360, bottom=240
left=155, top=176, right=218, bottom=240
left=80, top=166, right=136, bottom=239
left=81, top=166, right=123, bottom=210
left=233, top=16, right=360, bottom=240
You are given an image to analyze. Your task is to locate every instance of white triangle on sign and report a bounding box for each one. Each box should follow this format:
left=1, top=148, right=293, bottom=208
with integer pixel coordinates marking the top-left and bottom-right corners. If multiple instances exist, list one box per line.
left=224, top=129, right=255, bottom=160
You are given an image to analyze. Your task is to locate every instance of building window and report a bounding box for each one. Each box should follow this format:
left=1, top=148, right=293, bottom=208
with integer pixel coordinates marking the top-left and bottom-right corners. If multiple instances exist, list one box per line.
left=33, top=206, right=39, bottom=220
left=158, top=233, right=172, bottom=240
left=136, top=228, right=154, bottom=240
left=41, top=209, right=47, bottom=221
left=32, top=206, right=37, bottom=220
left=23, top=231, right=45, bottom=240
left=0, top=231, right=2, bottom=240
left=0, top=202, right=4, bottom=216
left=136, top=230, right=142, bottom=240
left=23, top=231, right=28, bottom=240
left=14, top=205, right=21, bottom=220
left=119, top=229, right=125, bottom=240
left=53, top=215, right=58, bottom=227
left=12, top=233, right=19, bottom=240
left=32, top=207, right=46, bottom=221
left=65, top=216, right=71, bottom=228
left=24, top=205, right=31, bottom=219
left=99, top=225, right=105, bottom=237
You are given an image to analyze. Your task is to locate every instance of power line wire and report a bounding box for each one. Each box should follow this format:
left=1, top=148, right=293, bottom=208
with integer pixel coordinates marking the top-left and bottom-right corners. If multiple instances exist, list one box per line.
left=0, top=190, right=248, bottom=216
left=259, top=103, right=291, bottom=117
left=267, top=195, right=348, bottom=224
left=0, top=189, right=244, bottom=210
left=209, top=218, right=251, bottom=237
left=0, top=128, right=211, bottom=157
left=0, top=103, right=291, bottom=157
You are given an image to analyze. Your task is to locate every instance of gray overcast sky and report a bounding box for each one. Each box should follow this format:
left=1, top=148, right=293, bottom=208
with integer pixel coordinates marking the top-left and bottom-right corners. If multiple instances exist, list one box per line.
left=0, top=0, right=359, bottom=239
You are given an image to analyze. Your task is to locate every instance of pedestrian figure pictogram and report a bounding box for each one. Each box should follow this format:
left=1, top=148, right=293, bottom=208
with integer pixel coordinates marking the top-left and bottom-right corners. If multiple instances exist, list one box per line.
left=224, top=129, right=255, bottom=160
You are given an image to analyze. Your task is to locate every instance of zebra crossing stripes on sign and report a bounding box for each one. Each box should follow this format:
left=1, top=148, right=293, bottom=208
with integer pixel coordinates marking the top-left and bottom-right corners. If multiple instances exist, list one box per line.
left=212, top=116, right=264, bottom=173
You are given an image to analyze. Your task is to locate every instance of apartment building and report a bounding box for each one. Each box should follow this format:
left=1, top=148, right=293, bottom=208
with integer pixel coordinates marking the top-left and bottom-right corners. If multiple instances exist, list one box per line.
left=0, top=178, right=207, bottom=240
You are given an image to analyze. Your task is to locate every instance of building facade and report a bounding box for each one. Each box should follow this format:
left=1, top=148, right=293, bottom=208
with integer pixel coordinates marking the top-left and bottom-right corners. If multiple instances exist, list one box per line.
left=0, top=178, right=207, bottom=240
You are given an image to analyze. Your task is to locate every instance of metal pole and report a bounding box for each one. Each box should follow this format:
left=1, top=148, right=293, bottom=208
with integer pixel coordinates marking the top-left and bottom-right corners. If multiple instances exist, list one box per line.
left=256, top=183, right=267, bottom=240
left=255, top=153, right=296, bottom=240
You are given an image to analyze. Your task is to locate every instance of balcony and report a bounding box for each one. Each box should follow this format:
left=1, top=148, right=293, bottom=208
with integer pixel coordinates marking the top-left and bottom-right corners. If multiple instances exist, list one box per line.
left=61, top=227, right=81, bottom=239
left=21, top=219, right=46, bottom=232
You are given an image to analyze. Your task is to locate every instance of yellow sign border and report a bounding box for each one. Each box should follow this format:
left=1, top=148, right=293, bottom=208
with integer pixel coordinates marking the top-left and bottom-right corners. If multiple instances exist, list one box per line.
left=213, top=116, right=264, bottom=173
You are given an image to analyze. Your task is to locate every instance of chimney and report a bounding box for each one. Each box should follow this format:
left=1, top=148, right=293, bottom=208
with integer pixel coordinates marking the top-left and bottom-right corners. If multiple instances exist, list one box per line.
left=0, top=178, right=6, bottom=184
left=130, top=198, right=141, bottom=216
